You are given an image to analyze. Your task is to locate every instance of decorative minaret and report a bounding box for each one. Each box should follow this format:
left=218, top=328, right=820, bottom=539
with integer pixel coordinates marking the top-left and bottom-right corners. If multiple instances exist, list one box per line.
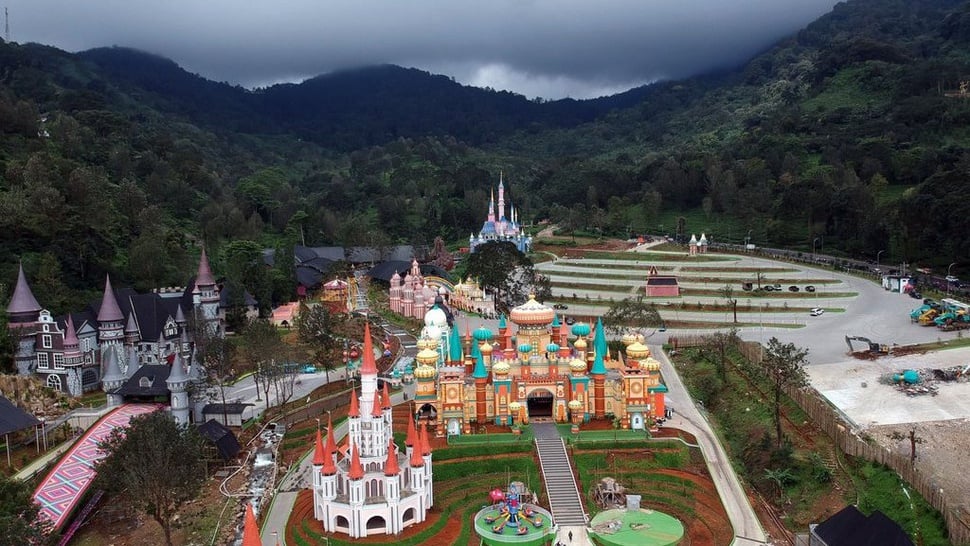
left=7, top=264, right=42, bottom=375
left=101, top=346, right=126, bottom=407
left=359, top=322, right=379, bottom=413
left=487, top=188, right=496, bottom=223
left=63, top=316, right=84, bottom=396
left=166, top=352, right=191, bottom=425
left=369, top=389, right=387, bottom=458
left=498, top=172, right=506, bottom=222
left=192, top=248, right=221, bottom=336
left=408, top=435, right=426, bottom=513
left=419, top=424, right=434, bottom=507
left=472, top=352, right=488, bottom=425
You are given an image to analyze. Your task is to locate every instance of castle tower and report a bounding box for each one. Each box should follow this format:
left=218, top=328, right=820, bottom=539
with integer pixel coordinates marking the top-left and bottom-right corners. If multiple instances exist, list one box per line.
left=7, top=265, right=41, bottom=375
left=359, top=322, right=379, bottom=416
left=383, top=435, right=401, bottom=533
left=688, top=234, right=698, bottom=256
left=101, top=346, right=126, bottom=407
left=63, top=315, right=85, bottom=396
left=347, top=388, right=361, bottom=449
left=97, top=275, right=125, bottom=372
left=241, top=503, right=261, bottom=546
left=124, top=312, right=139, bottom=349
left=487, top=188, right=496, bottom=223
left=472, top=352, right=488, bottom=425
left=498, top=172, right=506, bottom=223
left=192, top=248, right=221, bottom=335
left=166, top=352, right=191, bottom=425
left=312, top=427, right=327, bottom=520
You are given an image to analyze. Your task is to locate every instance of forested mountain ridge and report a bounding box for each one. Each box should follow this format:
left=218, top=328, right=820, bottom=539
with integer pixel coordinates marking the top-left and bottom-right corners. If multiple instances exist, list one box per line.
left=2, top=0, right=970, bottom=315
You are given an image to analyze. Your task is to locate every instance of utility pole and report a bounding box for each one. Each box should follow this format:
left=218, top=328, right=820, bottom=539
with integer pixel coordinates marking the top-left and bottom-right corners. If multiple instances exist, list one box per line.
left=4, top=8, right=9, bottom=43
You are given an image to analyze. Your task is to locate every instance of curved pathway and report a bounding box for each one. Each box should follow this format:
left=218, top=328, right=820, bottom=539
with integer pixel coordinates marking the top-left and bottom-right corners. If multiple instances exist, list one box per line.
left=33, top=403, right=162, bottom=531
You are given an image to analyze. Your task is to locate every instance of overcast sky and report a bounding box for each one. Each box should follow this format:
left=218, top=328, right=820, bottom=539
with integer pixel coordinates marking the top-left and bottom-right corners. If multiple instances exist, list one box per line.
left=4, top=1, right=840, bottom=99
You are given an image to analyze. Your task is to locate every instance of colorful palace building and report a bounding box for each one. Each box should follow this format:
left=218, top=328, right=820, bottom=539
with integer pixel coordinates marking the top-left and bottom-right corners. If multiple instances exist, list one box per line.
left=310, top=322, right=434, bottom=538
left=412, top=295, right=668, bottom=436
left=469, top=173, right=531, bottom=254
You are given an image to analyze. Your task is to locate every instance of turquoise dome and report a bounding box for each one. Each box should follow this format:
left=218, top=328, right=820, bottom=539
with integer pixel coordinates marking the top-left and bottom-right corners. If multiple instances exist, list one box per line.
left=546, top=343, right=560, bottom=353
left=518, top=343, right=533, bottom=354
left=473, top=326, right=494, bottom=341
left=571, top=323, right=591, bottom=337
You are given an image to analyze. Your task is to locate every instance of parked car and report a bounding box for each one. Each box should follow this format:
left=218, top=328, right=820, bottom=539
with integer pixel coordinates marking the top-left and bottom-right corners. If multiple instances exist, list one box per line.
left=789, top=286, right=799, bottom=292
left=805, top=285, right=816, bottom=292
left=946, top=275, right=959, bottom=283
left=553, top=303, right=569, bottom=310
left=810, top=308, right=825, bottom=316
left=772, top=283, right=782, bottom=290
left=565, top=316, right=576, bottom=325
left=763, top=285, right=774, bottom=292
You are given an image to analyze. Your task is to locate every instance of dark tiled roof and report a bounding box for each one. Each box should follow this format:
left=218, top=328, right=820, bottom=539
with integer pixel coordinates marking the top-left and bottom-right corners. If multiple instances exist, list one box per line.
left=0, top=395, right=41, bottom=435
left=815, top=506, right=914, bottom=546
left=367, top=261, right=450, bottom=282
left=197, top=419, right=241, bottom=459
left=114, top=365, right=172, bottom=397
left=7, top=265, right=41, bottom=317
left=645, top=277, right=679, bottom=286
left=201, top=403, right=253, bottom=415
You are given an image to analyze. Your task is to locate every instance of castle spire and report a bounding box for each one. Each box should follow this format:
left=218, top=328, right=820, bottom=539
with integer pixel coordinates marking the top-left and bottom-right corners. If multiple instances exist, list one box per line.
left=312, top=428, right=326, bottom=466
left=384, top=436, right=400, bottom=476
left=348, top=444, right=364, bottom=480
left=409, top=434, right=425, bottom=467
left=420, top=423, right=432, bottom=456
left=196, top=247, right=216, bottom=287
left=63, top=315, right=80, bottom=354
left=371, top=389, right=383, bottom=417
left=242, top=503, right=261, bottom=546
left=348, top=389, right=360, bottom=417
left=487, top=188, right=496, bottom=222
left=360, top=322, right=378, bottom=376
left=324, top=414, right=337, bottom=455
left=382, top=382, right=392, bottom=409
left=97, top=275, right=124, bottom=323
left=405, top=411, right=417, bottom=448
left=6, top=263, right=41, bottom=321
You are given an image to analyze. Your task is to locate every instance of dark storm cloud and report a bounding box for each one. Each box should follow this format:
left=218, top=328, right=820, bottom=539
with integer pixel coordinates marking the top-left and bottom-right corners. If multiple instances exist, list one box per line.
left=5, top=1, right=839, bottom=98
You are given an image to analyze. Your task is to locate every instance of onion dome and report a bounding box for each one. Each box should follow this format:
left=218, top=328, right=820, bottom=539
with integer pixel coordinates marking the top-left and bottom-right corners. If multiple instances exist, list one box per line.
left=626, top=342, right=650, bottom=359
left=574, top=338, right=587, bottom=350
left=473, top=326, right=494, bottom=342
left=508, top=401, right=521, bottom=413
left=416, top=337, right=433, bottom=351
left=636, top=333, right=645, bottom=344
left=510, top=295, right=555, bottom=326
left=416, top=347, right=439, bottom=366
left=348, top=445, right=364, bottom=480
left=384, top=436, right=400, bottom=476
left=424, top=324, right=442, bottom=341
left=424, top=305, right=448, bottom=328
left=570, top=322, right=591, bottom=337
left=518, top=343, right=533, bottom=354
left=479, top=342, right=493, bottom=354
left=568, top=399, right=583, bottom=411
left=312, top=428, right=326, bottom=466
left=414, top=362, right=437, bottom=379
left=546, top=343, right=560, bottom=353
left=621, top=331, right=638, bottom=346
left=492, top=361, right=510, bottom=376
left=569, top=358, right=587, bottom=374
left=643, top=357, right=662, bottom=372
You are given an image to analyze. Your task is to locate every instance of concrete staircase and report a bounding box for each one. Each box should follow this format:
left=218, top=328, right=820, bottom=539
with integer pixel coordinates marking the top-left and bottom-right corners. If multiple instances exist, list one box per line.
left=534, top=435, right=587, bottom=526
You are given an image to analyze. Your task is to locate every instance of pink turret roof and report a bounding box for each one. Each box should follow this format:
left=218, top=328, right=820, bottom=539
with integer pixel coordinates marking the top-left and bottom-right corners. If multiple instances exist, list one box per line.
left=348, top=444, right=364, bottom=480
left=360, top=322, right=378, bottom=375
left=6, top=264, right=41, bottom=317
left=124, top=312, right=139, bottom=335
left=312, top=428, right=326, bottom=466
left=384, top=436, right=400, bottom=476
left=242, top=503, right=261, bottom=546
left=348, top=389, right=360, bottom=417
left=196, top=248, right=216, bottom=287
left=63, top=315, right=79, bottom=351
left=97, top=275, right=124, bottom=322
left=324, top=415, right=337, bottom=455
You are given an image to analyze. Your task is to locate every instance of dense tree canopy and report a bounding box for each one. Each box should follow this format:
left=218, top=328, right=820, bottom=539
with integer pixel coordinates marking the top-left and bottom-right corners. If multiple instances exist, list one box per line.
left=0, top=475, right=53, bottom=546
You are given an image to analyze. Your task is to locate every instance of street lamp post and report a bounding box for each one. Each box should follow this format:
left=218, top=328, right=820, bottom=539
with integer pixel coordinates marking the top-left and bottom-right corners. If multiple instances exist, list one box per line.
left=948, top=262, right=957, bottom=296
left=745, top=229, right=752, bottom=250
left=812, top=237, right=820, bottom=262
left=876, top=250, right=885, bottom=271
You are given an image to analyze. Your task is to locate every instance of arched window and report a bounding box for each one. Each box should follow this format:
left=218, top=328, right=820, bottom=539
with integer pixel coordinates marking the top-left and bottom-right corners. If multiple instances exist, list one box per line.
left=46, top=374, right=62, bottom=391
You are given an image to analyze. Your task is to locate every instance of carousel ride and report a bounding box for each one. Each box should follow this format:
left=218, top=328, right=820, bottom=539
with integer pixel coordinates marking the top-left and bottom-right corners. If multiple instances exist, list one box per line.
left=474, top=481, right=555, bottom=546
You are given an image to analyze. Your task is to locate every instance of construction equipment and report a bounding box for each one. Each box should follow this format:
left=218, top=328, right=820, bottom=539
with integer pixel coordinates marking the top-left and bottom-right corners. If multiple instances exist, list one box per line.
left=845, top=336, right=888, bottom=355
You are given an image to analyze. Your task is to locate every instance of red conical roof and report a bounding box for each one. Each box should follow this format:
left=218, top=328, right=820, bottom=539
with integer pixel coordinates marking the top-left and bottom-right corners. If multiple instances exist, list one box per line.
left=384, top=436, right=400, bottom=476
left=6, top=264, right=41, bottom=318
left=409, top=436, right=425, bottom=467
left=420, top=423, right=432, bottom=456
left=382, top=382, right=392, bottom=409
left=196, top=247, right=216, bottom=287
left=242, top=503, right=261, bottom=546
left=360, top=322, right=378, bottom=375
left=348, top=389, right=360, bottom=418
left=405, top=412, right=416, bottom=447
left=324, top=415, right=337, bottom=455
left=348, top=444, right=364, bottom=480
left=371, top=390, right=383, bottom=418
left=97, top=275, right=124, bottom=323
left=312, top=428, right=326, bottom=466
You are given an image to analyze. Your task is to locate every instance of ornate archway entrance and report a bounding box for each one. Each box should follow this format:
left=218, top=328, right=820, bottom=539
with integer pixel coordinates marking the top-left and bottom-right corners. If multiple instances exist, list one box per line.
left=527, top=389, right=554, bottom=418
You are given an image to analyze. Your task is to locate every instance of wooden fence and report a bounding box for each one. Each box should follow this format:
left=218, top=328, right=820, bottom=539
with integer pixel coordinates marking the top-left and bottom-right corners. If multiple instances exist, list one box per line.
left=669, top=335, right=970, bottom=544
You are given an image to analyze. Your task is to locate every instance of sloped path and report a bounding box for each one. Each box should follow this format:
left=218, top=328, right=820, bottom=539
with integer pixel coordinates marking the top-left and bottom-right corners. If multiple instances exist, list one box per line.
left=32, top=403, right=162, bottom=531
left=533, top=422, right=590, bottom=545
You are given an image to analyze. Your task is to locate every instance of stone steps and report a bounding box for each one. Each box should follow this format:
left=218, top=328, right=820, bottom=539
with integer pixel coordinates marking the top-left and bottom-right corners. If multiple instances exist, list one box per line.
left=535, top=437, right=587, bottom=526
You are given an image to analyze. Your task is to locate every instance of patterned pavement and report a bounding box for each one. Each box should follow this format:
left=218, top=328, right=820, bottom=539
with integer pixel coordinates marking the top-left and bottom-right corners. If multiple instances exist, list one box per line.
left=33, top=404, right=162, bottom=530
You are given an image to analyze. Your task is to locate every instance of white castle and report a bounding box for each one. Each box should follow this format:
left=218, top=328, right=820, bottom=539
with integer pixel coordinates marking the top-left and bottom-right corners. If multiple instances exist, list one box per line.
left=311, top=322, right=433, bottom=537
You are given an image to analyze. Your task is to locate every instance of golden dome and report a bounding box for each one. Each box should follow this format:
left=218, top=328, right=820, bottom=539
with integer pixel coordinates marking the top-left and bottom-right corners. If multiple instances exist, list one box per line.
left=508, top=401, right=521, bottom=411
left=568, top=399, right=583, bottom=411
left=626, top=342, right=650, bottom=359
left=492, top=361, right=510, bottom=376
left=416, top=347, right=439, bottom=366
left=479, top=341, right=493, bottom=354
left=509, top=294, right=555, bottom=326
left=643, top=357, right=661, bottom=372
left=569, top=358, right=587, bottom=374
left=621, top=332, right=638, bottom=346
left=574, top=338, right=587, bottom=349
left=416, top=338, right=432, bottom=351
left=414, top=363, right=437, bottom=379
